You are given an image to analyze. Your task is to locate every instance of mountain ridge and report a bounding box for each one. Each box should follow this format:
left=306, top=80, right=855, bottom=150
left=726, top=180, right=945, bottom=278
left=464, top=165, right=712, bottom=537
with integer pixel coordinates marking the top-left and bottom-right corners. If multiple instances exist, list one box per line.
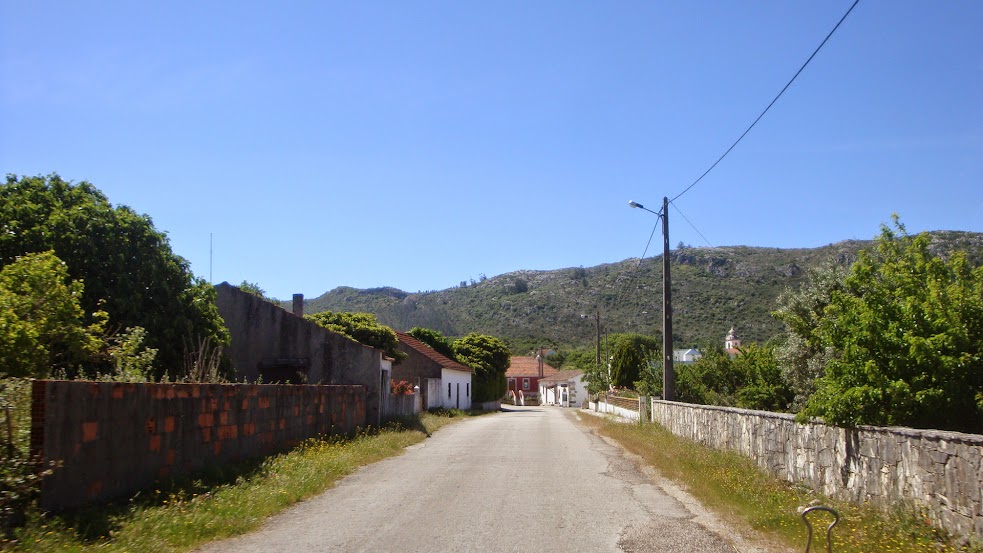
left=291, top=231, right=983, bottom=351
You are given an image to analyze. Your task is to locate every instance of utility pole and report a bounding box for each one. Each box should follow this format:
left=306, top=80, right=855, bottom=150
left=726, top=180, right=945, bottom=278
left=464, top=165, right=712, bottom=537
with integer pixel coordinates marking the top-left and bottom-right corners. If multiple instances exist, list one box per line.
left=595, top=308, right=601, bottom=377
left=662, top=196, right=675, bottom=401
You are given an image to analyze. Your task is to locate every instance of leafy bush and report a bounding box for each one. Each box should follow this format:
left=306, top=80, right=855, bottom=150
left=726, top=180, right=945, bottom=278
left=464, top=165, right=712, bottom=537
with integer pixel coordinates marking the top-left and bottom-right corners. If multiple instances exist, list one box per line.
left=306, top=311, right=405, bottom=363
left=0, top=379, right=55, bottom=534
left=408, top=327, right=456, bottom=359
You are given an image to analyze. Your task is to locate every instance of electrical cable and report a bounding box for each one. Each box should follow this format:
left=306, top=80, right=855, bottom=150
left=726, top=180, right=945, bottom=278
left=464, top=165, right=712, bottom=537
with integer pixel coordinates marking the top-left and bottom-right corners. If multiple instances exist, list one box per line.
left=670, top=201, right=714, bottom=248
left=670, top=0, right=861, bottom=203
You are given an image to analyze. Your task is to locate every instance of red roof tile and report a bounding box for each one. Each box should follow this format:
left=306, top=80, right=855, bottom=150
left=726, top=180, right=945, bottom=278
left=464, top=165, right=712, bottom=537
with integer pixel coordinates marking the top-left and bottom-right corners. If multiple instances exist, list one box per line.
left=396, top=332, right=473, bottom=373
left=506, top=356, right=559, bottom=378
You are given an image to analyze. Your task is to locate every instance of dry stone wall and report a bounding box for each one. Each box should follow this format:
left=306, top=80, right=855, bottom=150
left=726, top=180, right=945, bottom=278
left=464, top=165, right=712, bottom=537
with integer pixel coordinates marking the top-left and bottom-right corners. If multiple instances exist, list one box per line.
left=650, top=400, right=983, bottom=540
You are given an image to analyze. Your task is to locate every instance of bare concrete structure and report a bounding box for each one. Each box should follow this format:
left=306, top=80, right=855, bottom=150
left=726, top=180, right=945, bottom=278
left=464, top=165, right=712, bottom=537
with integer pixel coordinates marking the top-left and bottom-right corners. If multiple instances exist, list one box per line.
left=216, top=282, right=384, bottom=427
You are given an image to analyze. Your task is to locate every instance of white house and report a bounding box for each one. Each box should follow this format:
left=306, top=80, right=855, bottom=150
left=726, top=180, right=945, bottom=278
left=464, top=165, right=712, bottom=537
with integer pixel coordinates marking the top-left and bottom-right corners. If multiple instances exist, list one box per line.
left=538, top=370, right=587, bottom=408
left=393, top=332, right=473, bottom=410
left=673, top=348, right=702, bottom=364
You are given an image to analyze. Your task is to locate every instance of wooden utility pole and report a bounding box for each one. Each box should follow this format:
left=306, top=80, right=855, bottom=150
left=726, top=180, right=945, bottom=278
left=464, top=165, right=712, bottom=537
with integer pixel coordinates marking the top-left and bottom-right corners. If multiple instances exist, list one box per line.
left=662, top=196, right=675, bottom=401
left=595, top=308, right=601, bottom=377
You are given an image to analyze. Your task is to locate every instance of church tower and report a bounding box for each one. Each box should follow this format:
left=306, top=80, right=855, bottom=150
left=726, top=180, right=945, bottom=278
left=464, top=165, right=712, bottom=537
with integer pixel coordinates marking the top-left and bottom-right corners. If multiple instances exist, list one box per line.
left=724, top=327, right=741, bottom=352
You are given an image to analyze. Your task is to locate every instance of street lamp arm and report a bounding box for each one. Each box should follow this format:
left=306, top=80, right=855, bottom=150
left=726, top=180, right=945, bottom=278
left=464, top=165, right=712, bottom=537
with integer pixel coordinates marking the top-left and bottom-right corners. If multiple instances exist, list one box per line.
left=627, top=200, right=660, bottom=216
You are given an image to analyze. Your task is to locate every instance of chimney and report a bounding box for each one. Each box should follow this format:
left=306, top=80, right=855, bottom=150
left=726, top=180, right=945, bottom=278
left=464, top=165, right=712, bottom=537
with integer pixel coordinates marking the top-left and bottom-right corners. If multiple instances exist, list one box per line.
left=292, top=293, right=304, bottom=317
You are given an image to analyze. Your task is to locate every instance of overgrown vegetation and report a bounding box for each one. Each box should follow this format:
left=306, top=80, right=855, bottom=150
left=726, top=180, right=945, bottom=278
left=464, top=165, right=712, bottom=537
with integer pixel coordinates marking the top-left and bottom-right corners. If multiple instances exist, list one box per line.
left=407, top=327, right=456, bottom=359
left=578, top=413, right=982, bottom=553
left=1, top=411, right=479, bottom=552
left=451, top=333, right=510, bottom=403
left=305, top=311, right=406, bottom=363
left=790, top=218, right=983, bottom=432
left=0, top=174, right=230, bottom=381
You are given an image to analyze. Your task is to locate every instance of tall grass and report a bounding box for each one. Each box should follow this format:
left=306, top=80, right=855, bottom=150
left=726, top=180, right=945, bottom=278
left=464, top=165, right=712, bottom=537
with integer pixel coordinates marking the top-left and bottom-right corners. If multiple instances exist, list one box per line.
left=577, top=414, right=982, bottom=553
left=2, top=411, right=471, bottom=552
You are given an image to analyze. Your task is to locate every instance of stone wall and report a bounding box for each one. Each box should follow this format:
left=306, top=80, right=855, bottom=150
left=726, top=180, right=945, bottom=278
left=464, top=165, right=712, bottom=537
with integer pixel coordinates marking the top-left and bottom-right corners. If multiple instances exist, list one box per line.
left=650, top=400, right=983, bottom=540
left=216, top=282, right=384, bottom=426
left=31, top=380, right=365, bottom=511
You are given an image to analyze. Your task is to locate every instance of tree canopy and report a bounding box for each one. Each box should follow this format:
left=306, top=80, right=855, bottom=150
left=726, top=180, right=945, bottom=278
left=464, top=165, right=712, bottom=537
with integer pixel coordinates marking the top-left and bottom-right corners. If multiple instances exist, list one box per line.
left=0, top=251, right=105, bottom=377
left=452, top=333, right=510, bottom=403
left=306, top=311, right=404, bottom=362
left=408, top=327, right=456, bottom=359
left=796, top=219, right=983, bottom=432
left=609, top=333, right=659, bottom=390
left=0, top=174, right=229, bottom=378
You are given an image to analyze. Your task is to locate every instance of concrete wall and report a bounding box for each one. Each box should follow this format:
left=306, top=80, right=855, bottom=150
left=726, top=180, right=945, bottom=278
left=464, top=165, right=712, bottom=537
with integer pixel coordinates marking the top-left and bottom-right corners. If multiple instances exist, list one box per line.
left=31, top=380, right=365, bottom=511
left=216, top=282, right=383, bottom=426
left=589, top=398, right=640, bottom=422
left=441, top=368, right=471, bottom=410
left=650, top=400, right=983, bottom=541
left=382, top=394, right=419, bottom=421
left=422, top=378, right=442, bottom=410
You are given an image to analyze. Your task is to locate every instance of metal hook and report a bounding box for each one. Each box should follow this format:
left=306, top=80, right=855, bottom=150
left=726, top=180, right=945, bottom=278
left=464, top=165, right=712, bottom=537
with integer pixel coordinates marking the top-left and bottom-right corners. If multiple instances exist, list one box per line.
left=801, top=505, right=839, bottom=553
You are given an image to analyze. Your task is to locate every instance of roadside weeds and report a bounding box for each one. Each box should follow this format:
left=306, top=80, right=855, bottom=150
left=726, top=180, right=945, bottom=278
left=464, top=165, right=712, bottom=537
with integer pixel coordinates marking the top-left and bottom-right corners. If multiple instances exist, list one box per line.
left=1, top=410, right=483, bottom=553
left=574, top=411, right=982, bottom=553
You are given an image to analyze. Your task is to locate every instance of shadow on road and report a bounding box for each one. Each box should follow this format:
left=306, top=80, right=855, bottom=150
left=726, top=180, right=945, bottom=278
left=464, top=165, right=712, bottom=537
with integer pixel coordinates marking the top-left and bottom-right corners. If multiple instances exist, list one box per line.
left=499, top=406, right=544, bottom=413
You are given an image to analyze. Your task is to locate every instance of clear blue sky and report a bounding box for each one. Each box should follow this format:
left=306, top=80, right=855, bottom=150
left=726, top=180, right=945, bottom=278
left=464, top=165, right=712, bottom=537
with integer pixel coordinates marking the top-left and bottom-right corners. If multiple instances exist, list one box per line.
left=2, top=1, right=981, bottom=300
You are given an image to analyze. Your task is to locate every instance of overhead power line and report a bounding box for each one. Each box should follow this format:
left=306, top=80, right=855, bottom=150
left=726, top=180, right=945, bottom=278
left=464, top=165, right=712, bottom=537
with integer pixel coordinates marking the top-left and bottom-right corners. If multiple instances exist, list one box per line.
left=670, top=0, right=861, bottom=203
left=670, top=201, right=713, bottom=247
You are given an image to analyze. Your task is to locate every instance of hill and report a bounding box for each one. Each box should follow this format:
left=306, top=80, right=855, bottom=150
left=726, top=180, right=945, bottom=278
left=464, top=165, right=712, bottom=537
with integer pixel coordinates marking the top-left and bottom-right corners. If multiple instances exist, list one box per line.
left=292, top=231, right=983, bottom=351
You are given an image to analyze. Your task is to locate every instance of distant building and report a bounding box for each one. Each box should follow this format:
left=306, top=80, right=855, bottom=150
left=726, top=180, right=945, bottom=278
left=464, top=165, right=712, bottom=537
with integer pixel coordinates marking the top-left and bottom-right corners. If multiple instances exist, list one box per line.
left=538, top=370, right=587, bottom=408
left=506, top=353, right=559, bottom=405
left=673, top=348, right=702, bottom=364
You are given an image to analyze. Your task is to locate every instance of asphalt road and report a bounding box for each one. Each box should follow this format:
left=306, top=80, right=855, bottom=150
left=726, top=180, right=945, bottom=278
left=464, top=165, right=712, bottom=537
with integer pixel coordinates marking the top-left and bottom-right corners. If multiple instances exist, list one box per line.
left=195, top=406, right=765, bottom=553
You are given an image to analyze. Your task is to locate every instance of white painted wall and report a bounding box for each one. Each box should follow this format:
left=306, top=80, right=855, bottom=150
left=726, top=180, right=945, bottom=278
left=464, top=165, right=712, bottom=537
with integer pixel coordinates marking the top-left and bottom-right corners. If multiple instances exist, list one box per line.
left=440, top=368, right=472, bottom=410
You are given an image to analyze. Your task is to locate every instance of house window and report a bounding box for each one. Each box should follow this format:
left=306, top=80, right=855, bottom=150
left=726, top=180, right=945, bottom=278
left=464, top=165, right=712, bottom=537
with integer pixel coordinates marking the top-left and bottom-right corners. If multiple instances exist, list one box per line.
left=448, top=383, right=452, bottom=398
left=466, top=383, right=470, bottom=397
left=522, top=378, right=530, bottom=391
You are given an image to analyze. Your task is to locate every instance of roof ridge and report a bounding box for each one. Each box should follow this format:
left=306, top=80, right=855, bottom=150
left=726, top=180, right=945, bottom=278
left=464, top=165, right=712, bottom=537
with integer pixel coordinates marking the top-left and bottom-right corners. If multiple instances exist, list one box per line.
left=396, top=331, right=473, bottom=373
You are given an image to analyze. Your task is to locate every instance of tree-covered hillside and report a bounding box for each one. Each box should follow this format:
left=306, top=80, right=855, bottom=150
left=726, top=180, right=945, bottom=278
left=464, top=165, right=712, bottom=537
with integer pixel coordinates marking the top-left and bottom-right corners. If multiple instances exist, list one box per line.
left=294, top=232, right=983, bottom=351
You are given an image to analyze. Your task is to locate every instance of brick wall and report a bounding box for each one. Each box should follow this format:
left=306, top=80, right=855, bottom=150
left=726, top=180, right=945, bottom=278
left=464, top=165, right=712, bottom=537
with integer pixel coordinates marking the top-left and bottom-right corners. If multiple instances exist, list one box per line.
left=650, top=400, right=983, bottom=541
left=31, top=380, right=365, bottom=511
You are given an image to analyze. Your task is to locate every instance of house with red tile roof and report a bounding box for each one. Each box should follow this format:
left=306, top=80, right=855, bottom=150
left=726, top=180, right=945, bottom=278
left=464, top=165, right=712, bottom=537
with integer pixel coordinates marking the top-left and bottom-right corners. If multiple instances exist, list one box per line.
left=394, top=332, right=473, bottom=410
left=506, top=354, right=559, bottom=405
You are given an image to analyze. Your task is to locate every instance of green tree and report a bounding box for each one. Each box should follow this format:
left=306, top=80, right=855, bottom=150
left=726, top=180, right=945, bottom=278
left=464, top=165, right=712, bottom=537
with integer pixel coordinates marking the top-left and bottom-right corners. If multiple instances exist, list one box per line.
left=408, top=327, right=456, bottom=359
left=0, top=251, right=106, bottom=378
left=734, top=343, right=793, bottom=412
left=801, top=219, right=983, bottom=432
left=306, top=311, right=405, bottom=362
left=0, top=174, right=229, bottom=379
left=675, top=343, right=750, bottom=407
left=609, top=333, right=659, bottom=389
left=773, top=261, right=849, bottom=410
left=452, top=333, right=510, bottom=403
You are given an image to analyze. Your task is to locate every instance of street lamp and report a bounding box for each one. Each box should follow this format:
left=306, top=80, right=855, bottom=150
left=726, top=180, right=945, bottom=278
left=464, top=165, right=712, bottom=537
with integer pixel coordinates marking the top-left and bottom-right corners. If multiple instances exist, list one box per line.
left=628, top=197, right=675, bottom=401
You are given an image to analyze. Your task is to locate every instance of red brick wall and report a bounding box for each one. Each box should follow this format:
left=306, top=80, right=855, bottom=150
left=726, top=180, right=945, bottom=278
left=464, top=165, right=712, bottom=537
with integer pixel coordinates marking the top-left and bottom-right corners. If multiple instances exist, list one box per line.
left=31, top=380, right=365, bottom=511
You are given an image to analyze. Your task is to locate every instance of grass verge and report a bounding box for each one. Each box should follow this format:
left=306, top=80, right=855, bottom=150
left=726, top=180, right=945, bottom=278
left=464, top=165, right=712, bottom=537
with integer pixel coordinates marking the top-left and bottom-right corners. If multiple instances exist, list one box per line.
left=576, top=413, right=982, bottom=553
left=2, top=409, right=483, bottom=552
